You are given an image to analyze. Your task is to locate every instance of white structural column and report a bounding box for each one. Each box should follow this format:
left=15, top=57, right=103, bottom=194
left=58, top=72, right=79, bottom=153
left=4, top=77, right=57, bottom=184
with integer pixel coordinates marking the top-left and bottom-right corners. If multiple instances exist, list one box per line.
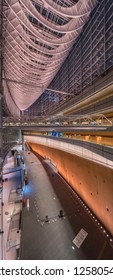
left=3, top=0, right=97, bottom=114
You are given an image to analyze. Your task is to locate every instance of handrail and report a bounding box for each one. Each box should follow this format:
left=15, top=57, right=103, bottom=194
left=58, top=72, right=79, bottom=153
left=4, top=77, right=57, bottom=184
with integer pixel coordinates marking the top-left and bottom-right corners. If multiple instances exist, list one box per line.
left=25, top=134, right=113, bottom=167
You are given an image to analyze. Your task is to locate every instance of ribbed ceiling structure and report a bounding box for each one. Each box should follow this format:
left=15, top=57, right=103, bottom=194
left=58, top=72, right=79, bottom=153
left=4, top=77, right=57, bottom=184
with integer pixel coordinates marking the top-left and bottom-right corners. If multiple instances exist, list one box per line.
left=2, top=0, right=97, bottom=114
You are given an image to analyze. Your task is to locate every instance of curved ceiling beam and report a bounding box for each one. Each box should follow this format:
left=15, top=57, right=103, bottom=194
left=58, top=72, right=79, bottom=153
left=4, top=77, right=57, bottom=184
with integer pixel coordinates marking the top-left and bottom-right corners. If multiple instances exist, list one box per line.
left=43, top=0, right=97, bottom=18
left=5, top=16, right=75, bottom=56
left=19, top=0, right=86, bottom=34
left=3, top=0, right=97, bottom=112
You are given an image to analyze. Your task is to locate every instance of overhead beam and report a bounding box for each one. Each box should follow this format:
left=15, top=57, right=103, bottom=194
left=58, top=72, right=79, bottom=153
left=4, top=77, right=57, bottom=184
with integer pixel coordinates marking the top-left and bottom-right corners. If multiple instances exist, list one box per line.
left=45, top=88, right=74, bottom=96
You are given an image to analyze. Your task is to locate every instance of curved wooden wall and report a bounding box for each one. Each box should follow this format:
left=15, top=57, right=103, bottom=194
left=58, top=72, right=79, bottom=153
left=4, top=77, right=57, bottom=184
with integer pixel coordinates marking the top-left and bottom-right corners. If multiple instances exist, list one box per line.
left=29, top=142, right=113, bottom=236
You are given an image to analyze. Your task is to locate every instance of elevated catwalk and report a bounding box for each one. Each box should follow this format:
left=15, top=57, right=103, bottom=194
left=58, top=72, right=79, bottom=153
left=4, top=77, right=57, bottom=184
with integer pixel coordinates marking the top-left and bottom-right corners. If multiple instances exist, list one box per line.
left=20, top=151, right=113, bottom=259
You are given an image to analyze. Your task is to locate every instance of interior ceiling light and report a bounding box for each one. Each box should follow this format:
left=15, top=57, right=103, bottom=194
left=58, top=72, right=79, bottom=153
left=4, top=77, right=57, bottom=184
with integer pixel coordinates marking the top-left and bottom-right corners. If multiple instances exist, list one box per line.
left=3, top=0, right=97, bottom=113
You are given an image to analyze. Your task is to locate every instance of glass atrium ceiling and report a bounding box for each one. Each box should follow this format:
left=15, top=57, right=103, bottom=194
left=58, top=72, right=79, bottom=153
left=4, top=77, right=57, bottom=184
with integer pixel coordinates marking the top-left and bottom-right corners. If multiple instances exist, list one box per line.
left=2, top=0, right=97, bottom=114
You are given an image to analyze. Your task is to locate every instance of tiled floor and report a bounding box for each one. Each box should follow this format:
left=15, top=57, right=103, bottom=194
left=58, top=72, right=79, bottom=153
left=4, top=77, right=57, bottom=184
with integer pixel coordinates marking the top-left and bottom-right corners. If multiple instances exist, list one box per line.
left=2, top=150, right=113, bottom=260
left=20, top=151, right=113, bottom=260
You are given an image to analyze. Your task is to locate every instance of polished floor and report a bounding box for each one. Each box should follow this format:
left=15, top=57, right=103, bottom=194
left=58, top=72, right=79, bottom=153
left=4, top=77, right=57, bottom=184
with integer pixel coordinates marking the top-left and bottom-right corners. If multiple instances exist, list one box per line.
left=20, top=151, right=113, bottom=260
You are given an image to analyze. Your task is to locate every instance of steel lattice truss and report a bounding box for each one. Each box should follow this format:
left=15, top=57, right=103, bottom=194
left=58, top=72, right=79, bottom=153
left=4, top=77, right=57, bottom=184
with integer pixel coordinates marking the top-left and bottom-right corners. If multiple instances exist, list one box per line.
left=2, top=0, right=97, bottom=114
